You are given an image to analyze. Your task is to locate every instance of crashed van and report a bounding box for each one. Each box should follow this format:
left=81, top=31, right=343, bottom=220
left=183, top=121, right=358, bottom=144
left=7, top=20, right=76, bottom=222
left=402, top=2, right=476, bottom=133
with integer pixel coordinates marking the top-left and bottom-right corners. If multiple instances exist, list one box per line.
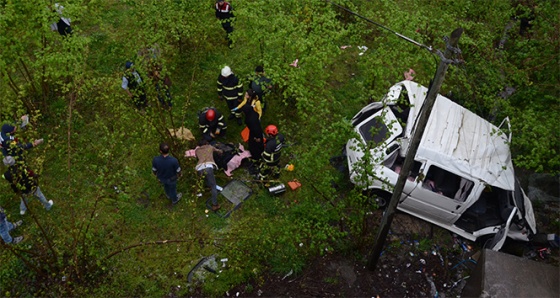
left=346, top=80, right=537, bottom=249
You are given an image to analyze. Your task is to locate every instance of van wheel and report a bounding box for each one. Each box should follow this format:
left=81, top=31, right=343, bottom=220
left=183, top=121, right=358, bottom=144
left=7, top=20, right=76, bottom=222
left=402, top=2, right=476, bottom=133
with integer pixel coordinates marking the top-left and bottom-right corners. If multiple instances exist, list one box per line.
left=375, top=196, right=388, bottom=209
left=364, top=190, right=391, bottom=209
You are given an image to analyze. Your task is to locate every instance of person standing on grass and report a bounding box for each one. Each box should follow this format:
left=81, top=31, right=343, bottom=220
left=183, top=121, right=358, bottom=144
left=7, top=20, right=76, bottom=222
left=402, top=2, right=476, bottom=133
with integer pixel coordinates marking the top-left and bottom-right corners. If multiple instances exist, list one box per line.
left=240, top=104, right=264, bottom=174
left=50, top=3, right=72, bottom=36
left=249, top=66, right=273, bottom=112
left=122, top=61, right=147, bottom=109
left=258, top=124, right=285, bottom=180
left=1, top=120, right=43, bottom=158
left=232, top=89, right=262, bottom=120
left=217, top=66, right=243, bottom=124
left=0, top=206, right=23, bottom=244
left=215, top=0, right=234, bottom=47
left=2, top=156, right=54, bottom=216
left=190, top=139, right=223, bottom=211
left=152, top=143, right=182, bottom=205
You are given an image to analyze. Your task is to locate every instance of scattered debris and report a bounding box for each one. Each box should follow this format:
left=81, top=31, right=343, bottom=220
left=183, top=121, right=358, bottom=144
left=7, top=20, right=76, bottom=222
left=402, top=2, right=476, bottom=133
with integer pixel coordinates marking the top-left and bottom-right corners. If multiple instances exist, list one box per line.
left=288, top=180, right=301, bottom=190
left=187, top=256, right=219, bottom=283
left=284, top=164, right=295, bottom=171
left=289, top=59, right=299, bottom=68
left=282, top=269, right=294, bottom=280
left=357, top=46, right=368, bottom=55
left=426, top=275, right=439, bottom=298
left=268, top=183, right=286, bottom=195
left=168, top=127, right=195, bottom=141
left=548, top=234, right=559, bottom=248
left=403, top=68, right=416, bottom=80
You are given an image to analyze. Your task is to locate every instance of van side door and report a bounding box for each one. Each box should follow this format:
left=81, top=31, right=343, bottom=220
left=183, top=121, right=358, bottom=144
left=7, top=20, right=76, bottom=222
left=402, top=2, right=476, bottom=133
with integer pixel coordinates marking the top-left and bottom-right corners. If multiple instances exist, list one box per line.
left=400, top=163, right=475, bottom=225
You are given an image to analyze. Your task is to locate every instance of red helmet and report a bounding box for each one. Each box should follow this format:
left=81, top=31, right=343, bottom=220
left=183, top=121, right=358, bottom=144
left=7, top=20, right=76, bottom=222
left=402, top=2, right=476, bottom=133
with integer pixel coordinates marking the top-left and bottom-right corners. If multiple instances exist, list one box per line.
left=206, top=109, right=216, bottom=121
left=265, top=125, right=278, bottom=136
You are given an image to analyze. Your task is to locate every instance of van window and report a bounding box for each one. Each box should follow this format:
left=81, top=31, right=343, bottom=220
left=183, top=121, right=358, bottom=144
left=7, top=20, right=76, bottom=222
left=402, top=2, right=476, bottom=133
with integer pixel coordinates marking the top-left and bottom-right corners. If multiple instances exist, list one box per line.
left=389, top=88, right=410, bottom=129
left=391, top=156, right=422, bottom=180
left=423, top=165, right=474, bottom=201
left=359, top=116, right=389, bottom=144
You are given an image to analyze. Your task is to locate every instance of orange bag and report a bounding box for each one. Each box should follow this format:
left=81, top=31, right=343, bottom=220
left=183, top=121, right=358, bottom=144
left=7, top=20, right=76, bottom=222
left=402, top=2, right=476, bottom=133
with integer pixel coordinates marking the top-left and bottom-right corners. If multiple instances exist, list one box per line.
left=241, top=126, right=250, bottom=143
left=242, top=126, right=267, bottom=144
left=288, top=179, right=301, bottom=190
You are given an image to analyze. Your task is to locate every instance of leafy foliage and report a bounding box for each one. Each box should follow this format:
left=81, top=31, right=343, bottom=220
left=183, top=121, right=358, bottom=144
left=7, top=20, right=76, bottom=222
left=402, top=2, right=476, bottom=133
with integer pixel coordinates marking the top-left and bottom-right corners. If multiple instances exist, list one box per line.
left=0, top=0, right=557, bottom=296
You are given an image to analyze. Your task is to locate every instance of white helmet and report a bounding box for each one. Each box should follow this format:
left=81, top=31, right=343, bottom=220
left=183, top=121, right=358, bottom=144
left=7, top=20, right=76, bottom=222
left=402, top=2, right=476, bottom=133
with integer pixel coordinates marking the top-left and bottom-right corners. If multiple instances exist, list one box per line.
left=221, top=66, right=232, bottom=77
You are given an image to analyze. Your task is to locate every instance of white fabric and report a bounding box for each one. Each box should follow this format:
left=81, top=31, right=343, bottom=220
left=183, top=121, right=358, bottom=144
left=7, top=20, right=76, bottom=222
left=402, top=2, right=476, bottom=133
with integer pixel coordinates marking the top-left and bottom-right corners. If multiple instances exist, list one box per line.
left=196, top=162, right=215, bottom=171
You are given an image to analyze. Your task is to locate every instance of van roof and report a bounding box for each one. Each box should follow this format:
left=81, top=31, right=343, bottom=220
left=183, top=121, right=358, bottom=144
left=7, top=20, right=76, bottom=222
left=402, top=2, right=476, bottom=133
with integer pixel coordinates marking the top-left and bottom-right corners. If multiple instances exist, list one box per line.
left=401, top=81, right=516, bottom=191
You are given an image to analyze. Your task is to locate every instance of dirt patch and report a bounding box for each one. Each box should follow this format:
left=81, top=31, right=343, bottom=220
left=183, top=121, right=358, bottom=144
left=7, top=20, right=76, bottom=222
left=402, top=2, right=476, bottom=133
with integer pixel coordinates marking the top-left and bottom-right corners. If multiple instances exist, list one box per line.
left=228, top=202, right=559, bottom=297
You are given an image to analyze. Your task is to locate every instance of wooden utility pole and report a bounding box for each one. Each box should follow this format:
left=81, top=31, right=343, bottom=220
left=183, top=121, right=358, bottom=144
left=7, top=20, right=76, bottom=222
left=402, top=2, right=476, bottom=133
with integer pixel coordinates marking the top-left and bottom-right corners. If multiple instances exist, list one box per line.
left=367, top=28, right=464, bottom=271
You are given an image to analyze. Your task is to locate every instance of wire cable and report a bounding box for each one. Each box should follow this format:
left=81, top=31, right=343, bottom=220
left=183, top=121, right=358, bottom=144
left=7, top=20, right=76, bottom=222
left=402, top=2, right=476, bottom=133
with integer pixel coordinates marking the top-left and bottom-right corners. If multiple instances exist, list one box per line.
left=326, top=0, right=434, bottom=53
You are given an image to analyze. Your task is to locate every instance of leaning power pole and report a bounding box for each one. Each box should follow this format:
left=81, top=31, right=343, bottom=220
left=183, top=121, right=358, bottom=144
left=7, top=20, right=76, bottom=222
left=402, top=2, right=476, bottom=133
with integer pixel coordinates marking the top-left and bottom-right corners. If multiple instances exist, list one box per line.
left=367, top=28, right=464, bottom=271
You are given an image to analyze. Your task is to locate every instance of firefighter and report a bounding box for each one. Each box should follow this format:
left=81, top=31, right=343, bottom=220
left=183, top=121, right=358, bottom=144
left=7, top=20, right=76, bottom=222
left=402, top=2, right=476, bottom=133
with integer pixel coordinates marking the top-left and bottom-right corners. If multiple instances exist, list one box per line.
left=198, top=107, right=227, bottom=143
left=258, top=125, right=285, bottom=180
left=217, top=66, right=243, bottom=124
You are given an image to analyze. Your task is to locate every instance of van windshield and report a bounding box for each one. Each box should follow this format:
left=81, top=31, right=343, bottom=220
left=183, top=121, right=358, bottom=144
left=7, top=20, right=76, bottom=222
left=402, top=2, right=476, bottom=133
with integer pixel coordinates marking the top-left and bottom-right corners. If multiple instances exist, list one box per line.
left=359, top=116, right=389, bottom=144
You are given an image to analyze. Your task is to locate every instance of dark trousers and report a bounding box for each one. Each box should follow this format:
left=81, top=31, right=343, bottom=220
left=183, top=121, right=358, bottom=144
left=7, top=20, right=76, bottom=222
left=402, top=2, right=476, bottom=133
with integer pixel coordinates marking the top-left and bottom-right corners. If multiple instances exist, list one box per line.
left=57, top=19, right=72, bottom=36
left=132, top=93, right=147, bottom=109
left=198, top=167, right=218, bottom=205
left=156, top=83, right=172, bottom=108
left=221, top=21, right=233, bottom=45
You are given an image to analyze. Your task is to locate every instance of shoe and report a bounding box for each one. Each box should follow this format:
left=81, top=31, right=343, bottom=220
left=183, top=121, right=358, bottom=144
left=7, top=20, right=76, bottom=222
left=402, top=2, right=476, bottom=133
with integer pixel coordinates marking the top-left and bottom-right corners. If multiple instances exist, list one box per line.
left=12, top=236, right=24, bottom=244
left=228, top=114, right=236, bottom=120
left=172, top=193, right=183, bottom=205
left=13, top=220, right=23, bottom=229
left=211, top=204, right=221, bottom=211
left=236, top=118, right=242, bottom=125
left=20, top=210, right=26, bottom=215
left=45, top=200, right=54, bottom=211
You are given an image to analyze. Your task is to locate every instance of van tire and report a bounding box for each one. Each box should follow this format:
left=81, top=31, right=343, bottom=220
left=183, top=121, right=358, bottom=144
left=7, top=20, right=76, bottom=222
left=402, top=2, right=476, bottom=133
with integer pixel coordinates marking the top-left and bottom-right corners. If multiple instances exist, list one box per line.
left=364, top=190, right=391, bottom=209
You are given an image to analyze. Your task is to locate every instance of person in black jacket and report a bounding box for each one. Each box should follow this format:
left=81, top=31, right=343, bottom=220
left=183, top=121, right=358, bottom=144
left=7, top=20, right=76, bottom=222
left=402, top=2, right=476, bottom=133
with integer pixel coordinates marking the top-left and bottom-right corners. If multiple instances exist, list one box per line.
left=215, top=0, right=234, bottom=46
left=152, top=143, right=182, bottom=205
left=249, top=66, right=273, bottom=112
left=1, top=123, right=43, bottom=158
left=3, top=156, right=53, bottom=216
left=241, top=104, right=264, bottom=165
left=122, top=61, right=147, bottom=109
left=217, top=66, right=243, bottom=123
left=198, top=107, right=227, bottom=143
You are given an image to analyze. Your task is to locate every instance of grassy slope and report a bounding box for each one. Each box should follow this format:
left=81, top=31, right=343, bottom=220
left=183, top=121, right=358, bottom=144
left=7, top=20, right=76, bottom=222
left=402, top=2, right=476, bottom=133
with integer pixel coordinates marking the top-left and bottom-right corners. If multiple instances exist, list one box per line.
left=2, top=0, right=554, bottom=296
